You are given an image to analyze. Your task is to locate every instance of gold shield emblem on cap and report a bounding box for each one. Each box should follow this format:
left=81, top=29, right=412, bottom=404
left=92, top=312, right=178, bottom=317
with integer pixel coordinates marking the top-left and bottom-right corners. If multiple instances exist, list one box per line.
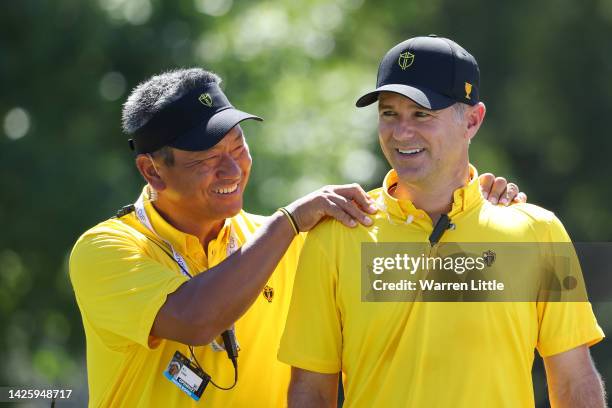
left=398, top=51, right=415, bottom=70
left=198, top=93, right=213, bottom=107
left=262, top=285, right=274, bottom=303
left=464, top=82, right=473, bottom=99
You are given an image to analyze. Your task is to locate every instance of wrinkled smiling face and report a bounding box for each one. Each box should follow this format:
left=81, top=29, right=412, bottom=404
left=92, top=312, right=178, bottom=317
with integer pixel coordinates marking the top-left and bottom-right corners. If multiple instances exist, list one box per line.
left=377, top=92, right=470, bottom=186
left=158, top=125, right=252, bottom=222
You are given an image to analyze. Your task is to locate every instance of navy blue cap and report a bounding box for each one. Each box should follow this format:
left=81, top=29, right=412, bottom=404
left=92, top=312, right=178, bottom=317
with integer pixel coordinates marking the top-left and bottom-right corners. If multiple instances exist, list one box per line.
left=356, top=35, right=480, bottom=109
left=129, top=82, right=262, bottom=154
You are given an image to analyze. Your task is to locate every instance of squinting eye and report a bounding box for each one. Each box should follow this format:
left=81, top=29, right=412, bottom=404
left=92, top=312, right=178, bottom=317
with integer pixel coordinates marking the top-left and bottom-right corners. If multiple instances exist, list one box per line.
left=415, top=111, right=430, bottom=118
left=188, top=160, right=204, bottom=166
left=381, top=111, right=396, bottom=117
left=200, top=156, right=219, bottom=164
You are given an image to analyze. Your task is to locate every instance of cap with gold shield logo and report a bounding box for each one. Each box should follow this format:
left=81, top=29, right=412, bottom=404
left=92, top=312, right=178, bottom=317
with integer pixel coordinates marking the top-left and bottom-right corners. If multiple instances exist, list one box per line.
left=129, top=82, right=262, bottom=154
left=356, top=34, right=480, bottom=110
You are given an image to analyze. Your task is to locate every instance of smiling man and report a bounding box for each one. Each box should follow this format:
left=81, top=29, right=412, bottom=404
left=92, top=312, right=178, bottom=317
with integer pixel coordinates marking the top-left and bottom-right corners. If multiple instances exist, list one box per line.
left=69, top=69, right=383, bottom=407
left=279, top=36, right=605, bottom=407
left=69, top=68, right=523, bottom=407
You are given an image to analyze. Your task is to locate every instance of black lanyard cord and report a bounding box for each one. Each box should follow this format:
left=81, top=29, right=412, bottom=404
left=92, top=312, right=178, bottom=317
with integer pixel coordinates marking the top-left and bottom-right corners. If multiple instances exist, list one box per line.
left=188, top=340, right=239, bottom=391
left=189, top=329, right=238, bottom=391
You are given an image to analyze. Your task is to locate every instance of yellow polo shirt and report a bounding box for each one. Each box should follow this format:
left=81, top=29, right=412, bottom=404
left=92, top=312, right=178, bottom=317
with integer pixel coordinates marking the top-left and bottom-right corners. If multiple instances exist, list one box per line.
left=70, top=186, right=303, bottom=407
left=278, top=166, right=603, bottom=407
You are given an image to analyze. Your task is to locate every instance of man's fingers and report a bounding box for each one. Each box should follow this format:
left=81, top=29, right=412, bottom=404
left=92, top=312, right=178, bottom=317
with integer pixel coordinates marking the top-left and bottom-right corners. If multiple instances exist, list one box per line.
left=487, top=177, right=507, bottom=205
left=325, top=201, right=358, bottom=228
left=329, top=184, right=377, bottom=214
left=496, top=182, right=518, bottom=206
left=328, top=194, right=373, bottom=226
left=478, top=173, right=495, bottom=200
left=287, top=184, right=377, bottom=232
left=513, top=192, right=528, bottom=203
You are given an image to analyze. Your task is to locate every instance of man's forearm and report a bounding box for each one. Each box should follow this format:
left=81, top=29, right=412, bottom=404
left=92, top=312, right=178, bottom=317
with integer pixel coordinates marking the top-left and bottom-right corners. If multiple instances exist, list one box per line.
left=288, top=369, right=338, bottom=408
left=152, top=183, right=375, bottom=345
left=152, top=211, right=297, bottom=344
left=544, top=345, right=606, bottom=408
left=548, top=369, right=606, bottom=408
left=288, top=389, right=337, bottom=408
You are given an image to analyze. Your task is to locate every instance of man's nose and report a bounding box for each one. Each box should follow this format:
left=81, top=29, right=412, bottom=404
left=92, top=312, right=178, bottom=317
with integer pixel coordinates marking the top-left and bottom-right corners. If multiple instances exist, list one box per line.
left=392, top=118, right=417, bottom=141
left=217, top=153, right=242, bottom=179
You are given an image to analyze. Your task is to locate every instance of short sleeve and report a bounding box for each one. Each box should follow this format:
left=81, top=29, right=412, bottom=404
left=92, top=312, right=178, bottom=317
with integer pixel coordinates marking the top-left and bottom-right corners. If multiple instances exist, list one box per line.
left=278, top=224, right=343, bottom=374
left=536, top=215, right=604, bottom=357
left=69, top=227, right=188, bottom=351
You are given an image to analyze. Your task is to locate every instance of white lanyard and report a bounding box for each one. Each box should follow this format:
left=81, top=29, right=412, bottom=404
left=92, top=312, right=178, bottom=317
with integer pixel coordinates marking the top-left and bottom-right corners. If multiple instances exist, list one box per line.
left=135, top=195, right=193, bottom=277
left=134, top=194, right=240, bottom=351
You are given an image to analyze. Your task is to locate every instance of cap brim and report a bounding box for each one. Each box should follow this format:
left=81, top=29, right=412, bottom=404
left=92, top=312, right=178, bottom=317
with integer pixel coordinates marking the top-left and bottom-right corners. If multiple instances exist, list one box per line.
left=355, top=84, right=456, bottom=110
left=170, top=107, right=263, bottom=151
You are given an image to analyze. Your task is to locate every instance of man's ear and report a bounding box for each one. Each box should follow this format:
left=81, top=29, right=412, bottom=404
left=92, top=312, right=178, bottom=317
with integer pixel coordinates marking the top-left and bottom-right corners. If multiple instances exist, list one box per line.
left=466, top=102, right=486, bottom=141
left=135, top=154, right=166, bottom=191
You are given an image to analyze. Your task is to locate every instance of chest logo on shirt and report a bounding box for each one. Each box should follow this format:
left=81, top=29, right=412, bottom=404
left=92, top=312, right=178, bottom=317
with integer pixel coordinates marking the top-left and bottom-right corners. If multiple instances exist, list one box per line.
left=482, top=249, right=496, bottom=267
left=262, top=285, right=274, bottom=303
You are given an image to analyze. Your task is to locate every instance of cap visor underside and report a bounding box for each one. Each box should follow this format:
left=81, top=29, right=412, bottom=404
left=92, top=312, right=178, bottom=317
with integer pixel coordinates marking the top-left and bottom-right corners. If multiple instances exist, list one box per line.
left=355, top=84, right=456, bottom=110
left=170, top=108, right=263, bottom=151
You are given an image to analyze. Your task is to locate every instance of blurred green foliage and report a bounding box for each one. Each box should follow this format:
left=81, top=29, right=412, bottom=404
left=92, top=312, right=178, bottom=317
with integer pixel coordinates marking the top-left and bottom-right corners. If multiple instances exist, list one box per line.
left=1, top=0, right=611, bottom=405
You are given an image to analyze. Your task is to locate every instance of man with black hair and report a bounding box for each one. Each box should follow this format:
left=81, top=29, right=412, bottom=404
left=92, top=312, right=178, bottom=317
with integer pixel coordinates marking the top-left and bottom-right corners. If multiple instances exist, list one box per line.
left=70, top=67, right=523, bottom=407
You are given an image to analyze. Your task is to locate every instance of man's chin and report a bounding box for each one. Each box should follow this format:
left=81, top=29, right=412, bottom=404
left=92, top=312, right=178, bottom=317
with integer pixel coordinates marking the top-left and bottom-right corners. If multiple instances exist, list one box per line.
left=394, top=167, right=428, bottom=184
left=204, top=187, right=245, bottom=219
left=213, top=197, right=243, bottom=218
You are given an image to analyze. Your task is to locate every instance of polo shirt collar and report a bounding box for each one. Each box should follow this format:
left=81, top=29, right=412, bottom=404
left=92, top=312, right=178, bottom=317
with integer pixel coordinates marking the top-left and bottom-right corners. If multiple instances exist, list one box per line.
left=378, top=164, right=483, bottom=222
left=139, top=186, right=233, bottom=261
